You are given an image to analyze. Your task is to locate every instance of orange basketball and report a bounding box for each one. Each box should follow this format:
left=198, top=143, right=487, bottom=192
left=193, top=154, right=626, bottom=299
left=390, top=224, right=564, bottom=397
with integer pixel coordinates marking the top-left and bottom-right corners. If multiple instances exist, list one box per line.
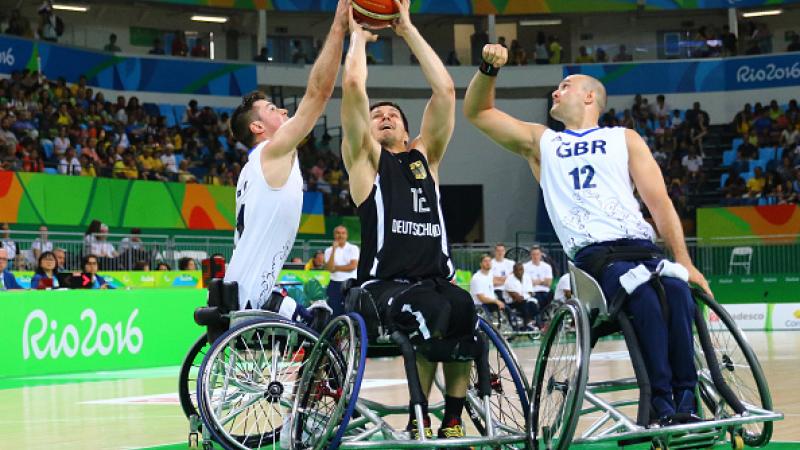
left=352, top=0, right=400, bottom=28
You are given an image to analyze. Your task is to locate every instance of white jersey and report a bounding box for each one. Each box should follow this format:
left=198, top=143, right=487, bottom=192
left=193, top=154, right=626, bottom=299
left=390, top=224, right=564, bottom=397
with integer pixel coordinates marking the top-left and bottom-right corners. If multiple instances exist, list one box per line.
left=225, top=141, right=303, bottom=309
left=539, top=127, right=655, bottom=257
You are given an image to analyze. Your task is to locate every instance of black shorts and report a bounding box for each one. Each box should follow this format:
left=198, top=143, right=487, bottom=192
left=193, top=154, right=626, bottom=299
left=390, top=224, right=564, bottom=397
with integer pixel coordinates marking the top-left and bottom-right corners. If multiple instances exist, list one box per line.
left=362, top=278, right=476, bottom=342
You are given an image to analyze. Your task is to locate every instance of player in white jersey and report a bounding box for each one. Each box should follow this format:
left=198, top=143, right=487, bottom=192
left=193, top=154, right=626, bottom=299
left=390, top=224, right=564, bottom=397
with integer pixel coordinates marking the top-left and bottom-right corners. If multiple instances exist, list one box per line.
left=465, top=44, right=712, bottom=425
left=224, top=0, right=349, bottom=310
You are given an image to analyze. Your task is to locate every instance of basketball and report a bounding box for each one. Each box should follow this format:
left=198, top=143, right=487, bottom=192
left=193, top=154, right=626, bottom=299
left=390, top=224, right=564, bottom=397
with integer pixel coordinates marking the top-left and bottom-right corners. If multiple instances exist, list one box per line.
left=352, top=0, right=399, bottom=28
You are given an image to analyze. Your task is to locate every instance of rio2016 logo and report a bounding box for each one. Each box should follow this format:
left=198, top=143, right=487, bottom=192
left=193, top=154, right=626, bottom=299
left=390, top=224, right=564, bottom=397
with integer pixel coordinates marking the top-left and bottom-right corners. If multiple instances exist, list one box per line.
left=0, top=47, right=14, bottom=66
left=736, top=62, right=800, bottom=84
left=22, top=309, right=143, bottom=360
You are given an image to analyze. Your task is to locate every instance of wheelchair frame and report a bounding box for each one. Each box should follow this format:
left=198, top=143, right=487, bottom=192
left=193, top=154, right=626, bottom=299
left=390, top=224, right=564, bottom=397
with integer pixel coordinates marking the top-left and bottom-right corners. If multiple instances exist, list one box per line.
left=525, top=262, right=783, bottom=450
left=182, top=280, right=532, bottom=450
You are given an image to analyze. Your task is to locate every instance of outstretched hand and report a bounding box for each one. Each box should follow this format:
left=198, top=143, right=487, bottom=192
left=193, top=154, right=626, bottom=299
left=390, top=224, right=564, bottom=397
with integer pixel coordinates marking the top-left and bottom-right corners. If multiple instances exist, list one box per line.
left=482, top=43, right=508, bottom=68
left=333, top=0, right=350, bottom=31
left=390, top=0, right=413, bottom=36
left=348, top=6, right=379, bottom=42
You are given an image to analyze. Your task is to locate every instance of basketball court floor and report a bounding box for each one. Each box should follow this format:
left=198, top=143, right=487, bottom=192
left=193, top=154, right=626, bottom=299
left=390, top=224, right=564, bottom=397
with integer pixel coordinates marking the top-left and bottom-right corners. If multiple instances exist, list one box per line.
left=2, top=330, right=797, bottom=449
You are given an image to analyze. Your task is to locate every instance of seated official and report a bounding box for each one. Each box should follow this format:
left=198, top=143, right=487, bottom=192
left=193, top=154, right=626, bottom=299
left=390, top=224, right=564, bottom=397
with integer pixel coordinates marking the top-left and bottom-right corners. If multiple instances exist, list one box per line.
left=31, top=251, right=60, bottom=289
left=470, top=254, right=506, bottom=315
left=79, top=254, right=114, bottom=289
left=0, top=247, right=22, bottom=290
left=503, top=262, right=540, bottom=330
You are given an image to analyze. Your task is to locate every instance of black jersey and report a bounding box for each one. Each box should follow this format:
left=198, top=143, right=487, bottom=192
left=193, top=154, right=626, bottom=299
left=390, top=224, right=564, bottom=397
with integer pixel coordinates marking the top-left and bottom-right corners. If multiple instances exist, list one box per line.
left=357, top=148, right=454, bottom=282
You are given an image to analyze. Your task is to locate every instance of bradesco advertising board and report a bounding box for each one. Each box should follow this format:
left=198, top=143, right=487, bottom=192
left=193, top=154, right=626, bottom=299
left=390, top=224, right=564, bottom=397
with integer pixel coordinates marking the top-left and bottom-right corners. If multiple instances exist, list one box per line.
left=1, top=289, right=206, bottom=378
left=771, top=304, right=800, bottom=330
left=708, top=303, right=768, bottom=331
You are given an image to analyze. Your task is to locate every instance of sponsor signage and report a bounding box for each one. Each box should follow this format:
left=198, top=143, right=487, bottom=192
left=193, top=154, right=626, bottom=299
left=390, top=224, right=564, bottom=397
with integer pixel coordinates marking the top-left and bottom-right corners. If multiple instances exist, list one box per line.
left=771, top=304, right=800, bottom=330
left=708, top=304, right=768, bottom=331
left=2, top=289, right=205, bottom=378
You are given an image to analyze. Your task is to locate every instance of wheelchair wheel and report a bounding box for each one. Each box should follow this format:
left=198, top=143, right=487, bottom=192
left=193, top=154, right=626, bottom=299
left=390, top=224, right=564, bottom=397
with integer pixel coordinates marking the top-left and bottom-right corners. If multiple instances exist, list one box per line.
left=527, top=298, right=590, bottom=450
left=179, top=334, right=210, bottom=419
left=291, top=313, right=367, bottom=450
left=196, top=318, right=320, bottom=449
left=693, top=291, right=773, bottom=447
left=466, top=318, right=531, bottom=438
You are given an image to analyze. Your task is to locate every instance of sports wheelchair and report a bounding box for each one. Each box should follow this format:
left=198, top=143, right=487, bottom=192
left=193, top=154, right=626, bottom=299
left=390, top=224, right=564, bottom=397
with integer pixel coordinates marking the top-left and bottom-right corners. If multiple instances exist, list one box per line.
left=180, top=279, right=532, bottom=449
left=525, top=262, right=783, bottom=450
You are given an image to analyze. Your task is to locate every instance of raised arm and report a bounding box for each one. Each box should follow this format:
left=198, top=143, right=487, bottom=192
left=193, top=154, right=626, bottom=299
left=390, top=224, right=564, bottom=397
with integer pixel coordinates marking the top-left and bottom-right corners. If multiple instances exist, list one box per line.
left=391, top=0, right=454, bottom=170
left=341, top=9, right=381, bottom=205
left=464, top=44, right=547, bottom=175
left=626, top=128, right=712, bottom=296
left=263, top=0, right=348, bottom=159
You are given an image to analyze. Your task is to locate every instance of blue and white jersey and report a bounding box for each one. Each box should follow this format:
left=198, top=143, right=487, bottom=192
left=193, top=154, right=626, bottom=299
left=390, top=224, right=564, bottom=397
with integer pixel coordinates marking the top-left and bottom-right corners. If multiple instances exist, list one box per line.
left=224, top=141, right=303, bottom=310
left=539, top=126, right=655, bottom=258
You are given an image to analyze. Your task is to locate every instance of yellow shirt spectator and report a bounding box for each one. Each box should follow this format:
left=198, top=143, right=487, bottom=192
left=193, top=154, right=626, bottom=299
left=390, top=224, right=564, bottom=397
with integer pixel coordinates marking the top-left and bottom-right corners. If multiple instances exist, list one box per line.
left=549, top=41, right=562, bottom=64
left=81, top=165, right=97, bottom=177
left=746, top=176, right=765, bottom=194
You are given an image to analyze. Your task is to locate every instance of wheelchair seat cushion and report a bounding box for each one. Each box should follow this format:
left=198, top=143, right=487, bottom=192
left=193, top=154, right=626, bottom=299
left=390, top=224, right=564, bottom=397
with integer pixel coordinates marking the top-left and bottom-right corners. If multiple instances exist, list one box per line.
left=355, top=278, right=477, bottom=344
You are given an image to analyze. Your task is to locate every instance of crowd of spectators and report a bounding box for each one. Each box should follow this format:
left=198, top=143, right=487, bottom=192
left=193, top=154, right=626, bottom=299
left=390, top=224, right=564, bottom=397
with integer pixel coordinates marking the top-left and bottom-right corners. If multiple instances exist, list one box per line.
left=722, top=100, right=800, bottom=205
left=0, top=67, right=355, bottom=216
left=598, top=94, right=712, bottom=217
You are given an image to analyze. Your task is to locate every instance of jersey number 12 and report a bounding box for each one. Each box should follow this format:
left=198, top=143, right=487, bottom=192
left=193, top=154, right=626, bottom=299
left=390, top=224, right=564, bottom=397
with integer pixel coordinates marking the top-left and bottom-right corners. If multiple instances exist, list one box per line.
left=568, top=165, right=596, bottom=190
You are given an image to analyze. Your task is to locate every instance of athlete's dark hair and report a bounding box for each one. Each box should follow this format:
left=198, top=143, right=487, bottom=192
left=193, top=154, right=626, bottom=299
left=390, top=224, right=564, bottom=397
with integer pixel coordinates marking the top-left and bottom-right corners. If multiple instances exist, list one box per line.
left=369, top=101, right=409, bottom=135
left=231, top=91, right=269, bottom=148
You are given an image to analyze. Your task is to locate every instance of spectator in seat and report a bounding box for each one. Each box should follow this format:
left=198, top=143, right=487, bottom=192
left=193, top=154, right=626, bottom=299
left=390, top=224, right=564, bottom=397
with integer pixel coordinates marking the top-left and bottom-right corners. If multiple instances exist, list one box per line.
left=161, top=143, right=178, bottom=177
left=177, top=159, right=197, bottom=183
left=305, top=250, right=326, bottom=270
left=91, top=223, right=117, bottom=258
left=156, top=262, right=171, bottom=271
left=58, top=147, right=81, bottom=175
left=103, top=33, right=121, bottom=52
left=682, top=146, right=704, bottom=192
left=490, top=243, right=515, bottom=297
left=651, top=95, right=671, bottom=120
left=722, top=170, right=747, bottom=205
left=553, top=273, right=572, bottom=303
left=171, top=31, right=188, bottom=56
left=31, top=225, right=53, bottom=260
left=133, top=261, right=150, bottom=271
left=595, top=47, right=608, bottom=63
left=731, top=149, right=749, bottom=174
left=0, top=247, right=22, bottom=290
left=81, top=254, right=113, bottom=289
left=1, top=223, right=16, bottom=270
left=746, top=167, right=767, bottom=199
left=37, top=2, right=59, bottom=43
left=738, top=132, right=758, bottom=160
left=31, top=251, right=59, bottom=289
left=118, top=228, right=143, bottom=253
left=79, top=154, right=96, bottom=177
left=470, top=254, right=505, bottom=317
left=575, top=46, right=594, bottom=63
left=503, top=262, right=539, bottom=331
left=53, top=247, right=66, bottom=271
left=548, top=35, right=562, bottom=64
left=523, top=245, right=553, bottom=327
left=509, top=39, right=527, bottom=65
left=191, top=38, right=209, bottom=58
left=776, top=156, right=794, bottom=183
left=149, top=38, right=165, bottom=55
left=178, top=257, right=197, bottom=271
left=533, top=32, right=549, bottom=65
left=613, top=44, right=633, bottom=62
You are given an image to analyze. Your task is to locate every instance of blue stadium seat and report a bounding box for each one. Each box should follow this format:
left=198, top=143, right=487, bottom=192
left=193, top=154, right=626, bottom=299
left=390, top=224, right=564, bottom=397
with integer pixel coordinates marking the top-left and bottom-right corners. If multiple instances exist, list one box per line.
left=44, top=168, right=57, bottom=175
left=174, top=105, right=188, bottom=128
left=742, top=170, right=754, bottom=182
left=217, top=135, right=229, bottom=152
left=722, top=149, right=735, bottom=166
left=41, top=140, right=54, bottom=160
left=720, top=173, right=729, bottom=188
left=758, top=147, right=775, bottom=162
left=731, top=138, right=743, bottom=152
left=158, top=104, right=177, bottom=127
left=748, top=160, right=764, bottom=173
left=142, top=102, right=160, bottom=117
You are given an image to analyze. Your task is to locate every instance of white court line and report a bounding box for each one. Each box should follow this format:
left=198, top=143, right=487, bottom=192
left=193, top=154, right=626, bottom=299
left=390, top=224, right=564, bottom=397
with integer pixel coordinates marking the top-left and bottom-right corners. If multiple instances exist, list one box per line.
left=525, top=350, right=631, bottom=363
left=81, top=378, right=408, bottom=406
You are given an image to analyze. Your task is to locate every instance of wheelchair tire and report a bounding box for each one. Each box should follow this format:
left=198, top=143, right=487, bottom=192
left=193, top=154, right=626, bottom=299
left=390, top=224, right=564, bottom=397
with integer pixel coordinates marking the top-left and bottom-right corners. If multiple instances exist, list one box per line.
left=693, top=291, right=773, bottom=448
left=527, top=298, right=590, bottom=450
left=466, top=318, right=531, bottom=438
left=196, top=317, right=320, bottom=450
left=179, top=333, right=210, bottom=419
left=290, top=313, right=367, bottom=450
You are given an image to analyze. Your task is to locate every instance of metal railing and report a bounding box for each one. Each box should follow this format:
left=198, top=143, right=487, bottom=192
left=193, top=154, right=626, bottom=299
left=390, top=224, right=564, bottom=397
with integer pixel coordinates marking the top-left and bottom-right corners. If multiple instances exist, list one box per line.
left=5, top=228, right=798, bottom=278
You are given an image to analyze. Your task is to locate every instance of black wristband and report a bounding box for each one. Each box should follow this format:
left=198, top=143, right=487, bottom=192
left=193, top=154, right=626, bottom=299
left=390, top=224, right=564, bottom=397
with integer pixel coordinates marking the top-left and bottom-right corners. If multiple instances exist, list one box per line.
left=479, top=60, right=500, bottom=77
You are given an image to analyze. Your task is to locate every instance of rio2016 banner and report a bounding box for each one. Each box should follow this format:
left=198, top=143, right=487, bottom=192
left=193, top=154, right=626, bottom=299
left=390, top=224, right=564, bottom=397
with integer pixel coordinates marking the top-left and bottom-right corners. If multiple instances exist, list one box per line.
left=565, top=53, right=800, bottom=96
left=143, top=0, right=800, bottom=13
left=2, top=289, right=206, bottom=378
left=0, top=35, right=255, bottom=96
left=13, top=271, right=202, bottom=290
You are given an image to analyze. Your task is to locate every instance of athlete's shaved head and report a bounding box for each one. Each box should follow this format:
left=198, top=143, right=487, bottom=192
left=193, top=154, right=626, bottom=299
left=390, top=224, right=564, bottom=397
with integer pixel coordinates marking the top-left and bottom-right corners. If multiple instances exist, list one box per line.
left=580, top=75, right=607, bottom=112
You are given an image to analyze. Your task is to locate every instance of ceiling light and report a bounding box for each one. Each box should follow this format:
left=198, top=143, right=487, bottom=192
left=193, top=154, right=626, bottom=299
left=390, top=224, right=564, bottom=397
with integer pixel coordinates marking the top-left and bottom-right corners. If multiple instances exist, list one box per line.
left=742, top=9, right=782, bottom=18
left=191, top=15, right=228, bottom=23
left=519, top=19, right=562, bottom=26
left=52, top=4, right=89, bottom=12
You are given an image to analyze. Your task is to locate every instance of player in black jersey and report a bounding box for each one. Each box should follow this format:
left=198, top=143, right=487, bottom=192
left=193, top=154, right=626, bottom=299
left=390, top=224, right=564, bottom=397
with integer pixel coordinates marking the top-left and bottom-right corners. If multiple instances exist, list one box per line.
left=341, top=0, right=476, bottom=443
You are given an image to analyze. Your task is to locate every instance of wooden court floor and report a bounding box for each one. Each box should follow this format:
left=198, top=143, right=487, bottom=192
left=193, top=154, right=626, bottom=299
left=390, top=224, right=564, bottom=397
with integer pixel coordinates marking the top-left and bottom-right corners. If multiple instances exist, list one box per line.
left=1, top=331, right=797, bottom=449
